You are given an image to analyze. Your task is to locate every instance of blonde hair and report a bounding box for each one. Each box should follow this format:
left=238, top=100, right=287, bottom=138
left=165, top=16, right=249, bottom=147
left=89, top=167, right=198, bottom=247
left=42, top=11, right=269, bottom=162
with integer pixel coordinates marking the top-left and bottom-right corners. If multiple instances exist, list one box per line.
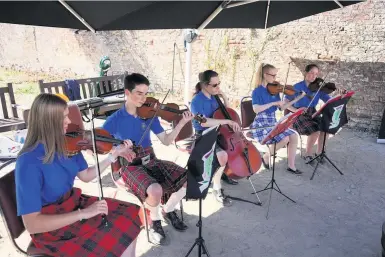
left=255, top=63, right=276, bottom=87
left=18, top=93, right=68, bottom=163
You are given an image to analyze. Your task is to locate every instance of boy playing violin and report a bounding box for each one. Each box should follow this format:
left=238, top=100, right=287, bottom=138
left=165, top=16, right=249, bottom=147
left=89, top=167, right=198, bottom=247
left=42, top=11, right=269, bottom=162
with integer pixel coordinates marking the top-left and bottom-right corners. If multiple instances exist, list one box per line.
left=103, top=73, right=193, bottom=246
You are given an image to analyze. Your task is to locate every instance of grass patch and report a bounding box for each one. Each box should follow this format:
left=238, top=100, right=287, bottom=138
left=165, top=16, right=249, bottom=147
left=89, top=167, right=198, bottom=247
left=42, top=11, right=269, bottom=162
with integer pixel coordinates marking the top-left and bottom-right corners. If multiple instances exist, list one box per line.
left=14, top=83, right=40, bottom=95
left=0, top=68, right=53, bottom=96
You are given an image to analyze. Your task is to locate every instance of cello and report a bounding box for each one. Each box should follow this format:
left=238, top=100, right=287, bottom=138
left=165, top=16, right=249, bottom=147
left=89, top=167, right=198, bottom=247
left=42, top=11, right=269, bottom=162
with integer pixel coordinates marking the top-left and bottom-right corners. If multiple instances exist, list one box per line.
left=212, top=95, right=262, bottom=180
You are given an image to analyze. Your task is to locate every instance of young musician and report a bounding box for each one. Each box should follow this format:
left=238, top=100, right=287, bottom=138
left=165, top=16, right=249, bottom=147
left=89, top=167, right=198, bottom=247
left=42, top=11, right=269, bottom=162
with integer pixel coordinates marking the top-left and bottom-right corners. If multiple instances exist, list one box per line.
left=16, top=94, right=141, bottom=257
left=190, top=70, right=241, bottom=207
left=251, top=63, right=302, bottom=175
left=284, top=64, right=338, bottom=161
left=103, top=73, right=193, bottom=246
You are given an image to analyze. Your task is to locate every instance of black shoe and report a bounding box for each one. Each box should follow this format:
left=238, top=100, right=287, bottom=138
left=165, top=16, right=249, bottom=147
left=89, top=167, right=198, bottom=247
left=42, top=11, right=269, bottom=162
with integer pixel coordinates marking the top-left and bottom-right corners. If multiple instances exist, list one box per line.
left=149, top=220, right=169, bottom=245
left=287, top=167, right=303, bottom=175
left=163, top=210, right=188, bottom=232
left=303, top=155, right=315, bottom=164
left=213, top=189, right=233, bottom=207
left=221, top=174, right=238, bottom=185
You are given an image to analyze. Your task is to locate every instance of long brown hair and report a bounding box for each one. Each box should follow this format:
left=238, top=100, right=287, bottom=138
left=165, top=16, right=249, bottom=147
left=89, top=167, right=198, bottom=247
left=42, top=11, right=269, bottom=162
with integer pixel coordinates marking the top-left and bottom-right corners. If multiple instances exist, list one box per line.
left=194, top=70, right=218, bottom=95
left=18, top=93, right=68, bottom=163
left=255, top=63, right=276, bottom=87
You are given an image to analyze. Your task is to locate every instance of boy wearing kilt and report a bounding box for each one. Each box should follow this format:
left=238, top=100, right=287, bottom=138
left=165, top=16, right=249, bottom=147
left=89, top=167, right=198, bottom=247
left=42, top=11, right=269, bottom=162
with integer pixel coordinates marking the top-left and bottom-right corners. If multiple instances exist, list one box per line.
left=250, top=63, right=302, bottom=175
left=284, top=64, right=332, bottom=162
left=16, top=94, right=141, bottom=257
left=103, top=73, right=193, bottom=246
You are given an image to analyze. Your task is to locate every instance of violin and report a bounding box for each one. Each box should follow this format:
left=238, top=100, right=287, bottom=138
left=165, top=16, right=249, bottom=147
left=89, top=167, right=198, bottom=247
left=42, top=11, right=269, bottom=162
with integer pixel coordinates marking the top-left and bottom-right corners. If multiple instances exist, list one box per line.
left=267, top=82, right=312, bottom=99
left=308, top=77, right=344, bottom=94
left=212, top=95, right=262, bottom=180
left=65, top=123, right=126, bottom=156
left=137, top=97, right=206, bottom=124
left=65, top=123, right=144, bottom=172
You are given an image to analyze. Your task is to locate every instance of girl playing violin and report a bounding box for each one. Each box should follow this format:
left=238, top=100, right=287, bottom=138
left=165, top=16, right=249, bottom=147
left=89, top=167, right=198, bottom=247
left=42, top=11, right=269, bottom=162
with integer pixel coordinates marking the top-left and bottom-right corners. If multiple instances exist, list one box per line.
left=15, top=93, right=141, bottom=257
left=190, top=70, right=242, bottom=207
left=284, top=64, right=344, bottom=162
left=251, top=63, right=302, bottom=175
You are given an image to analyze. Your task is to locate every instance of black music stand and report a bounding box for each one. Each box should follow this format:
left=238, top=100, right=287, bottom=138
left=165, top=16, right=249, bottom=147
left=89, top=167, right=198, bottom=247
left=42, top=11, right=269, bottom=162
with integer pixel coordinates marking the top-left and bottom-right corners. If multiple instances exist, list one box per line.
left=185, top=125, right=221, bottom=257
left=254, top=109, right=304, bottom=219
left=306, top=91, right=355, bottom=180
left=69, top=99, right=109, bottom=226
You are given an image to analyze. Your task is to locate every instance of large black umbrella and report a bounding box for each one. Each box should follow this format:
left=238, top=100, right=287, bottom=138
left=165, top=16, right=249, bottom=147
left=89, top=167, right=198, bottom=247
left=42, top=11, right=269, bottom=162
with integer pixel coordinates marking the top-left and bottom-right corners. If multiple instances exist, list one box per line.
left=0, top=1, right=363, bottom=32
left=0, top=0, right=364, bottom=105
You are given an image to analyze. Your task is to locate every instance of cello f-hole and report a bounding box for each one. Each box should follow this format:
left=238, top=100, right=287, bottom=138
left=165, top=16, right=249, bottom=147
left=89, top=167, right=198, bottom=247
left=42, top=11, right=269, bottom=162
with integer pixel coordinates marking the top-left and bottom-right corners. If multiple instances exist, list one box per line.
left=229, top=137, right=236, bottom=151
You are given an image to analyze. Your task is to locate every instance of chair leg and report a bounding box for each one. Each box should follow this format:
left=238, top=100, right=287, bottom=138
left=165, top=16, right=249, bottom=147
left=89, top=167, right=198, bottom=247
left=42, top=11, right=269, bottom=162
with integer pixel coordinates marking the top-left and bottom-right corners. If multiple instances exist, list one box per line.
left=180, top=200, right=184, bottom=222
left=299, top=135, right=303, bottom=157
left=266, top=145, right=272, bottom=170
left=286, top=142, right=289, bottom=165
left=142, top=205, right=151, bottom=244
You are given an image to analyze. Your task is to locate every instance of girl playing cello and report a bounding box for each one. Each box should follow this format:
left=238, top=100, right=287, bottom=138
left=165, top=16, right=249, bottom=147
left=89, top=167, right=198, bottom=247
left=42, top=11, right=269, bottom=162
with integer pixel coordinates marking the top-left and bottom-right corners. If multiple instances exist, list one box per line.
left=190, top=70, right=241, bottom=206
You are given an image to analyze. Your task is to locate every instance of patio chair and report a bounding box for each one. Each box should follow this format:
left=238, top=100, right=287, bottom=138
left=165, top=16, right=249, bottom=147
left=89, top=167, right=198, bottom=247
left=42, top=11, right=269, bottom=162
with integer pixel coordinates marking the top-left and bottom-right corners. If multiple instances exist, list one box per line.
left=0, top=162, right=52, bottom=256
left=0, top=83, right=27, bottom=133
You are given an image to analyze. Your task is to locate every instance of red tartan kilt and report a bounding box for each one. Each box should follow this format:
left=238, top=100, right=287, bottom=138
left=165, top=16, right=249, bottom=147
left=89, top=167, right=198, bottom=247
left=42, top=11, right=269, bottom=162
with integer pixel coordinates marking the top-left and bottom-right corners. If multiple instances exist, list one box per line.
left=31, top=188, right=142, bottom=257
left=120, top=147, right=187, bottom=203
left=293, top=108, right=320, bottom=135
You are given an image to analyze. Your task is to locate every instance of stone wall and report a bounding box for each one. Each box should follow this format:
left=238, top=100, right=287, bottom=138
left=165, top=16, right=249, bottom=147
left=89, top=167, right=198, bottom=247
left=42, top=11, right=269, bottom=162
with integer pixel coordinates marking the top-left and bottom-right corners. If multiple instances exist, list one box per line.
left=0, top=0, right=383, bottom=132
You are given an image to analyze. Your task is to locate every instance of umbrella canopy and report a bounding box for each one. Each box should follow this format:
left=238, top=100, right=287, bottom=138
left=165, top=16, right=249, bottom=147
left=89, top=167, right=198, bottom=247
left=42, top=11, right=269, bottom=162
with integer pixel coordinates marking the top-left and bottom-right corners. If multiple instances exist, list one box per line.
left=0, top=1, right=363, bottom=32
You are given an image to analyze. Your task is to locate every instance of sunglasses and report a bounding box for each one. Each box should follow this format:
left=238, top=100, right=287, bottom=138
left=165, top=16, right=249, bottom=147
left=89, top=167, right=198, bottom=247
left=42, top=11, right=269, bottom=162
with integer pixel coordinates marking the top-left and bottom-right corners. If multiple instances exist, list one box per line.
left=208, top=82, right=221, bottom=88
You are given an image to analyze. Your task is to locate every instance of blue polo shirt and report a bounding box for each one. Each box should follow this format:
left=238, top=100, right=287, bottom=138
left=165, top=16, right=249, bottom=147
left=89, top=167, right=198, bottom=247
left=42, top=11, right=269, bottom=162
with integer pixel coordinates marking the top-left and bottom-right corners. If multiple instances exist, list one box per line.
left=102, top=107, right=164, bottom=148
left=252, top=85, right=281, bottom=114
left=15, top=144, right=88, bottom=216
left=285, top=80, right=331, bottom=108
left=190, top=91, right=219, bottom=132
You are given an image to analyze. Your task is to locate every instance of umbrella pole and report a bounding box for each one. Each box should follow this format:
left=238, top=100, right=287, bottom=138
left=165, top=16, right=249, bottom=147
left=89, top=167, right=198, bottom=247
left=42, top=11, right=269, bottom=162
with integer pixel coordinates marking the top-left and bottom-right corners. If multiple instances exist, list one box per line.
left=183, top=30, right=193, bottom=106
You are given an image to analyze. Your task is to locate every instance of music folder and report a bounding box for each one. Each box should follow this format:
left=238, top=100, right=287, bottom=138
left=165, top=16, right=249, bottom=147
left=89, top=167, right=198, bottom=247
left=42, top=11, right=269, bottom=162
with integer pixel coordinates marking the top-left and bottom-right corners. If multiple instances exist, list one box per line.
left=261, top=108, right=304, bottom=145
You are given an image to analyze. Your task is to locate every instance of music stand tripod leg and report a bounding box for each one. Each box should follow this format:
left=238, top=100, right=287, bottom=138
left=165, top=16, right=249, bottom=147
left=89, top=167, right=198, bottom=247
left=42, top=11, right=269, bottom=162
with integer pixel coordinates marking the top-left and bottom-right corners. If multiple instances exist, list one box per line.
left=247, top=177, right=262, bottom=205
left=323, top=154, right=344, bottom=175
left=185, top=198, right=210, bottom=257
left=256, top=140, right=296, bottom=215
left=309, top=131, right=343, bottom=180
left=310, top=156, right=322, bottom=180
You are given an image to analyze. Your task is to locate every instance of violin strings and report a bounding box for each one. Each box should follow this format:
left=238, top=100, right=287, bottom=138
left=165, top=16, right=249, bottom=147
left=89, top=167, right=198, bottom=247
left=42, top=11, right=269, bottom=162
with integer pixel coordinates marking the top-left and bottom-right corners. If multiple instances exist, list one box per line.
left=137, top=90, right=170, bottom=147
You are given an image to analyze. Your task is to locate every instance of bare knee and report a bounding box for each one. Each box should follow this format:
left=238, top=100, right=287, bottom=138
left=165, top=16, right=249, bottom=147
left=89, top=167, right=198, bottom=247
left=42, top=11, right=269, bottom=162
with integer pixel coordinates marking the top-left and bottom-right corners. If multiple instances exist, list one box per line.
left=146, top=183, right=163, bottom=199
left=289, top=133, right=298, bottom=142
left=312, top=131, right=321, bottom=137
left=216, top=151, right=228, bottom=167
left=308, top=132, right=320, bottom=141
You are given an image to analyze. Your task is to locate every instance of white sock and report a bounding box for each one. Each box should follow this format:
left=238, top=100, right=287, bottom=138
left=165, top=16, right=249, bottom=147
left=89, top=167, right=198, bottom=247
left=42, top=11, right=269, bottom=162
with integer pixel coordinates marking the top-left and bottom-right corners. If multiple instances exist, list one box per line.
left=212, top=166, right=224, bottom=191
left=144, top=202, right=161, bottom=221
left=163, top=187, right=186, bottom=213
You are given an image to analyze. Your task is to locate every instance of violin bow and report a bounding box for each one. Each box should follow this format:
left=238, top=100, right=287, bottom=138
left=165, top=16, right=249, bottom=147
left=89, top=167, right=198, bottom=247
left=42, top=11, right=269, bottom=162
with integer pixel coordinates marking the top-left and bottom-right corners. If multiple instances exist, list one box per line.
left=281, top=61, right=292, bottom=105
left=136, top=89, right=171, bottom=147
